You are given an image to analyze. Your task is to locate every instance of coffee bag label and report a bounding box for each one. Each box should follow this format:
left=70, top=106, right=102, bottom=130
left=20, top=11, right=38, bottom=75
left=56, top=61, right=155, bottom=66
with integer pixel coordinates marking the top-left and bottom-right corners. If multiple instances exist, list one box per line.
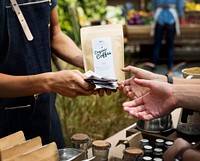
left=91, top=37, right=115, bottom=79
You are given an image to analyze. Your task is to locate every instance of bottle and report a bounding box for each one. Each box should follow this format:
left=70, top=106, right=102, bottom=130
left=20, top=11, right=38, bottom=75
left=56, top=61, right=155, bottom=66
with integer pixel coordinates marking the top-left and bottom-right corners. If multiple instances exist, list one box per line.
left=140, top=139, right=150, bottom=149
left=71, top=133, right=90, bottom=159
left=164, top=140, right=173, bottom=152
left=143, top=145, right=153, bottom=158
left=153, top=148, right=163, bottom=158
left=92, top=140, right=111, bottom=161
left=155, top=139, right=164, bottom=149
left=123, top=147, right=143, bottom=161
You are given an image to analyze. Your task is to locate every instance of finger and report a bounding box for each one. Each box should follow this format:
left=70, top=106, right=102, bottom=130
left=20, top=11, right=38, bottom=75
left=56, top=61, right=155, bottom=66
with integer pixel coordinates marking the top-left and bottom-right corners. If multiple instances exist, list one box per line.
left=122, top=86, right=131, bottom=95
left=93, top=90, right=98, bottom=95
left=117, top=81, right=124, bottom=87
left=138, top=111, right=154, bottom=120
left=126, top=91, right=136, bottom=100
left=75, top=73, right=96, bottom=90
left=106, top=89, right=112, bottom=95
left=124, top=107, right=143, bottom=119
left=133, top=78, right=153, bottom=89
left=123, top=97, right=143, bottom=107
left=98, top=89, right=104, bottom=97
left=122, top=66, right=139, bottom=75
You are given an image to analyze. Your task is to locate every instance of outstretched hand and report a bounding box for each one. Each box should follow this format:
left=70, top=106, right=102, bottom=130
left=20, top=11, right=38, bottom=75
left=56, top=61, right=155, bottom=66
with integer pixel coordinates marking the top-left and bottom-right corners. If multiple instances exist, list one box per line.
left=122, top=78, right=176, bottom=120
left=118, top=66, right=166, bottom=99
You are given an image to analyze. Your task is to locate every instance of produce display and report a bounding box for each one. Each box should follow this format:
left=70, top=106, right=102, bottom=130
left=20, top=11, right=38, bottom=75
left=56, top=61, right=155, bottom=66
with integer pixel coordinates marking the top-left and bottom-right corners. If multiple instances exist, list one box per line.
left=126, top=9, right=153, bottom=25
left=185, top=1, right=200, bottom=24
left=77, top=0, right=200, bottom=26
left=185, top=1, right=200, bottom=11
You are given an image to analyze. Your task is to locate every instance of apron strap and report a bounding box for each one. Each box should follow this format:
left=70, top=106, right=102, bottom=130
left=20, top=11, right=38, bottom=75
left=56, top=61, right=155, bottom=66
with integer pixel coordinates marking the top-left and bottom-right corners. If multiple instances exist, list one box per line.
left=10, top=0, right=34, bottom=41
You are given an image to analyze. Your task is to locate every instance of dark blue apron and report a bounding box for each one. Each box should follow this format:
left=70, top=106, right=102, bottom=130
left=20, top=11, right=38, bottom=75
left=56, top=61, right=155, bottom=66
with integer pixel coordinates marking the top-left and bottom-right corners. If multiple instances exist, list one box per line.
left=0, top=0, right=65, bottom=149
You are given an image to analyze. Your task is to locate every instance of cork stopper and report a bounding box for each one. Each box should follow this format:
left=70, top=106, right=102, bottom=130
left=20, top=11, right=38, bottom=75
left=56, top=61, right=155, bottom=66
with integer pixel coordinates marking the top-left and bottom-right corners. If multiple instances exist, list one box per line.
left=123, top=147, right=143, bottom=155
left=71, top=133, right=89, bottom=143
left=92, top=140, right=111, bottom=149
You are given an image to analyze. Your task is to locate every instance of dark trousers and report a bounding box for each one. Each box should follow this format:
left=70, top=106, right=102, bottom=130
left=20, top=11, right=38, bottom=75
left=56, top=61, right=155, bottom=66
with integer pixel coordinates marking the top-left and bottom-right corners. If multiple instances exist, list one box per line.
left=151, top=23, right=176, bottom=71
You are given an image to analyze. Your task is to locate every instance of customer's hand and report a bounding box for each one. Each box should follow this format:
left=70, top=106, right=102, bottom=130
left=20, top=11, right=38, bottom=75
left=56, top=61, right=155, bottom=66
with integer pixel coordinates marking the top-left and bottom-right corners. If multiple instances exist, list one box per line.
left=118, top=66, right=166, bottom=99
left=48, top=70, right=95, bottom=98
left=163, top=138, right=192, bottom=161
left=122, top=78, right=176, bottom=120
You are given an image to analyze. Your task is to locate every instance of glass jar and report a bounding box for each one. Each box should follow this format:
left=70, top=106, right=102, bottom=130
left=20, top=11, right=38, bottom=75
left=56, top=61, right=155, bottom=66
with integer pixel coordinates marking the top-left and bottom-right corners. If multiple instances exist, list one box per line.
left=123, top=147, right=143, bottom=161
left=155, top=139, right=164, bottom=149
left=140, top=139, right=150, bottom=149
left=71, top=133, right=90, bottom=159
left=143, top=145, right=153, bottom=158
left=92, top=140, right=111, bottom=161
left=153, top=148, right=163, bottom=158
left=164, top=141, right=173, bottom=151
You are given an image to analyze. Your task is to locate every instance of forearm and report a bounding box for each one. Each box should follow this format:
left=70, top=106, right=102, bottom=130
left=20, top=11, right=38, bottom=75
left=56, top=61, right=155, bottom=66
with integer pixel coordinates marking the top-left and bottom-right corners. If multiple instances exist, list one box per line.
left=173, top=84, right=200, bottom=110
left=173, top=77, right=200, bottom=84
left=157, top=74, right=200, bottom=84
left=50, top=7, right=84, bottom=69
left=182, top=149, right=200, bottom=161
left=0, top=73, right=52, bottom=98
left=51, top=31, right=84, bottom=69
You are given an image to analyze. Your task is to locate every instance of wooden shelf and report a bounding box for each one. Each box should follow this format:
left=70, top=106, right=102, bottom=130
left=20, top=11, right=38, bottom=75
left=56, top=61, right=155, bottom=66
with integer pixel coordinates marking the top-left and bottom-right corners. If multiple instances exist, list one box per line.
left=124, top=24, right=200, bottom=45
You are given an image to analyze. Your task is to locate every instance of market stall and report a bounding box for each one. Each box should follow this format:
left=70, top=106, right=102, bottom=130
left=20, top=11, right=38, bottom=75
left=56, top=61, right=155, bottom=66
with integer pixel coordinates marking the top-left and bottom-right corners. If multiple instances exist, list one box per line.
left=107, top=0, right=200, bottom=58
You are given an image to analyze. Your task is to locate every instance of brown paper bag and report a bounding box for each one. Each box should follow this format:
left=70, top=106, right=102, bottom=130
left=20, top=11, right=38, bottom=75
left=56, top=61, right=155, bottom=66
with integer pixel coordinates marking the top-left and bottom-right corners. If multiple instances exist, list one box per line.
left=14, top=142, right=59, bottom=161
left=0, top=131, right=25, bottom=151
left=1, top=136, right=42, bottom=161
left=81, top=24, right=125, bottom=81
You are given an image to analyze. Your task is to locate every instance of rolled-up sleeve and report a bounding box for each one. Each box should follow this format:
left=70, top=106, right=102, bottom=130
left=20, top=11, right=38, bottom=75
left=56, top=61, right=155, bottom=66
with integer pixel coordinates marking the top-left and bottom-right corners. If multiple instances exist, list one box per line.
left=51, top=0, right=57, bottom=9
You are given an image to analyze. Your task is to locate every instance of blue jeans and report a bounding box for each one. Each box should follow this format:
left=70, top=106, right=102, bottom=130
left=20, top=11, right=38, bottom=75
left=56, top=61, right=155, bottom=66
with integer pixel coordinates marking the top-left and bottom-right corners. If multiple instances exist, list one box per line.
left=151, top=23, right=176, bottom=71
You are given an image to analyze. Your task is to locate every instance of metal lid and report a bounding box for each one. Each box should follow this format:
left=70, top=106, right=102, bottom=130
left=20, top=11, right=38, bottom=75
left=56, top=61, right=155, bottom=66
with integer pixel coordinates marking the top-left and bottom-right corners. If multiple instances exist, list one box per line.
left=143, top=145, right=153, bottom=150
left=165, top=141, right=173, bottom=146
left=141, top=139, right=149, bottom=144
left=143, top=156, right=152, bottom=161
left=92, top=140, right=111, bottom=149
left=153, top=158, right=163, bottom=161
left=153, top=148, right=163, bottom=153
left=71, top=133, right=90, bottom=143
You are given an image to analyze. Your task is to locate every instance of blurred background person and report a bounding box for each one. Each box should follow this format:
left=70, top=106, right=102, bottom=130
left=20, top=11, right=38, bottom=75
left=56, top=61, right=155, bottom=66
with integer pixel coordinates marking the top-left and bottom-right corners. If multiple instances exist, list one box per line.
left=151, top=0, right=184, bottom=75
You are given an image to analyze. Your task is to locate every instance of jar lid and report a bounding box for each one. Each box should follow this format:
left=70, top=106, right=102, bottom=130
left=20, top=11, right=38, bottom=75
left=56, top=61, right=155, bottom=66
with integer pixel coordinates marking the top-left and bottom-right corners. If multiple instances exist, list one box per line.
left=123, top=147, right=143, bottom=155
left=153, top=148, right=163, bottom=153
left=141, top=139, right=149, bottom=143
left=71, top=133, right=90, bottom=143
left=92, top=140, right=111, bottom=149
left=143, top=156, right=152, bottom=161
left=144, top=145, right=153, bottom=150
left=165, top=141, right=173, bottom=146
left=155, top=139, right=164, bottom=143
left=153, top=158, right=163, bottom=161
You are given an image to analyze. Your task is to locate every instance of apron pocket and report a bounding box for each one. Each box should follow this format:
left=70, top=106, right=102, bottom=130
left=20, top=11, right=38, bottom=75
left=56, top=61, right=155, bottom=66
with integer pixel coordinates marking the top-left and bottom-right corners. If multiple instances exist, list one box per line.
left=5, top=104, right=34, bottom=133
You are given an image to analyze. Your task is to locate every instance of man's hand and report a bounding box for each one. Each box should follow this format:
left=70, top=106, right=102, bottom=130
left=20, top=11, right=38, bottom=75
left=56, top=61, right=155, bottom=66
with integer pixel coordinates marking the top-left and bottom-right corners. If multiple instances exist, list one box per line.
left=48, top=70, right=95, bottom=98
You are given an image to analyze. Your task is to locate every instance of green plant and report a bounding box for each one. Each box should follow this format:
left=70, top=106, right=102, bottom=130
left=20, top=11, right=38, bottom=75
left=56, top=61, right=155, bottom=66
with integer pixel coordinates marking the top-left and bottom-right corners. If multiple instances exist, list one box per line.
left=57, top=0, right=81, bottom=45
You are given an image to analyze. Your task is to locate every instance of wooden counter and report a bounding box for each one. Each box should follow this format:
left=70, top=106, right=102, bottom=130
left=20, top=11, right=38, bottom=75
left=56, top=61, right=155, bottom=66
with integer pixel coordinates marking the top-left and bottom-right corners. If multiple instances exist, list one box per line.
left=87, top=109, right=181, bottom=160
left=124, top=24, right=200, bottom=45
